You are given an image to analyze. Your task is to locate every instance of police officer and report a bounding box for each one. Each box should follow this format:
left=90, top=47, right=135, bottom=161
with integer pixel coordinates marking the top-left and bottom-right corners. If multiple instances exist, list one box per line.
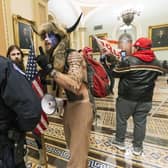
left=0, top=55, right=41, bottom=167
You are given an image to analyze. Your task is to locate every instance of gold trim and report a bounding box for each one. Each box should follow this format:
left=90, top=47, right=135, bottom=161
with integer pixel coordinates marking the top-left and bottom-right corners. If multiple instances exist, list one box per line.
left=148, top=24, right=168, bottom=51
left=12, top=15, right=36, bottom=54
left=89, top=33, right=108, bottom=53
left=1, top=0, right=10, bottom=54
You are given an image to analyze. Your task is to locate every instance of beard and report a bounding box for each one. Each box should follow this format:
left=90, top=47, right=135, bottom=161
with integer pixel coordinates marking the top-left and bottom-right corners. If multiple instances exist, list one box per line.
left=12, top=58, right=25, bottom=72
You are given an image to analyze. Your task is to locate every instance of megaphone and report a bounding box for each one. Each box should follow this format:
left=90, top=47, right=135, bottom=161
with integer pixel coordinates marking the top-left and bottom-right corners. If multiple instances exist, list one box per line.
left=41, top=94, right=56, bottom=115
left=41, top=94, right=67, bottom=115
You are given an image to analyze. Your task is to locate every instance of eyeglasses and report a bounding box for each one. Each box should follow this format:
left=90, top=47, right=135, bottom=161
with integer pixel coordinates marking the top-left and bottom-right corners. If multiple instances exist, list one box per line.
left=10, top=52, right=21, bottom=56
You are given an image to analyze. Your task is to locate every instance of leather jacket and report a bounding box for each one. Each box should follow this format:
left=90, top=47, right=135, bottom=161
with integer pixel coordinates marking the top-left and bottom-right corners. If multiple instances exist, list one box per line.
left=112, top=55, right=164, bottom=102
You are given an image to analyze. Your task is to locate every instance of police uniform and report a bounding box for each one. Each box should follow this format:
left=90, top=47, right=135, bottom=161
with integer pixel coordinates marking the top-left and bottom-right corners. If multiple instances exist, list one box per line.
left=0, top=56, right=41, bottom=167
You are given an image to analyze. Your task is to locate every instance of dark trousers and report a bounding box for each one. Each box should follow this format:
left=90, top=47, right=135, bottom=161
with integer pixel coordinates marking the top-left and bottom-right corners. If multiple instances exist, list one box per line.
left=115, top=97, right=152, bottom=148
left=0, top=144, right=26, bottom=168
left=32, top=131, right=42, bottom=149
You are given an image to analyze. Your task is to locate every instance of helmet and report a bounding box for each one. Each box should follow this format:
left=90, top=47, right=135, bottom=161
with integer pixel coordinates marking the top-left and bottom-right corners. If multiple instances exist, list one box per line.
left=133, top=37, right=152, bottom=49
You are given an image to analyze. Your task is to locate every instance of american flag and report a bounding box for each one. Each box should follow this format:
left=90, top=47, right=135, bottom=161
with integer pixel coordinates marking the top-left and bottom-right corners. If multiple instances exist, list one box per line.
left=93, top=35, right=121, bottom=58
left=26, top=45, right=49, bottom=135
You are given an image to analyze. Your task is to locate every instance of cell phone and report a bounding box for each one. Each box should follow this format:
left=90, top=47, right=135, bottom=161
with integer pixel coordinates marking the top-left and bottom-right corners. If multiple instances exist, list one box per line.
left=121, top=50, right=127, bottom=58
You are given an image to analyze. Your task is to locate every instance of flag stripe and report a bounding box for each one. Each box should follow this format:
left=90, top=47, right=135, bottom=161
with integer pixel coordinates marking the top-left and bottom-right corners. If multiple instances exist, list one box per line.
left=34, top=124, right=44, bottom=135
left=41, top=115, right=49, bottom=128
left=25, top=45, right=49, bottom=136
left=32, top=78, right=44, bottom=98
left=93, top=35, right=121, bottom=57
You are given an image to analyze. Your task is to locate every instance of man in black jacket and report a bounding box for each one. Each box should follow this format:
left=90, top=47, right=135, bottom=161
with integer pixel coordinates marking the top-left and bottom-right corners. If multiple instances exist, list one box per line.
left=0, top=56, right=41, bottom=167
left=111, top=37, right=164, bottom=156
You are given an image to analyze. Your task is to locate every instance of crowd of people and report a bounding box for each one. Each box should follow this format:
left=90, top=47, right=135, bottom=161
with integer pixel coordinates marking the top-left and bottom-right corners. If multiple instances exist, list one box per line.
left=0, top=14, right=166, bottom=168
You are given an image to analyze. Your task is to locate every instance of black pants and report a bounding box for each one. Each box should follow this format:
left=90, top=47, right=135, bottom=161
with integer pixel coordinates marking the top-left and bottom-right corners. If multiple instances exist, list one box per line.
left=32, top=131, right=42, bottom=149
left=0, top=144, right=26, bottom=168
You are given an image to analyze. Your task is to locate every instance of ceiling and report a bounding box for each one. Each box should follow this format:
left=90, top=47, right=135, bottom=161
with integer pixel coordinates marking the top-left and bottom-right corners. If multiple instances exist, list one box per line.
left=48, top=0, right=168, bottom=27
left=71, top=0, right=115, bottom=7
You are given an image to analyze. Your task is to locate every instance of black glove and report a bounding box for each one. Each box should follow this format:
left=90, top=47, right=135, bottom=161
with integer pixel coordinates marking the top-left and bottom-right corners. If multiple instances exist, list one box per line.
left=36, top=46, right=53, bottom=75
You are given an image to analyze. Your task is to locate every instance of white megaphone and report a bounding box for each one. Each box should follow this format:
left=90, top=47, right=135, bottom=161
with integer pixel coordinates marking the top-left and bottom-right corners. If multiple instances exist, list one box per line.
left=41, top=94, right=56, bottom=115
left=41, top=94, right=67, bottom=115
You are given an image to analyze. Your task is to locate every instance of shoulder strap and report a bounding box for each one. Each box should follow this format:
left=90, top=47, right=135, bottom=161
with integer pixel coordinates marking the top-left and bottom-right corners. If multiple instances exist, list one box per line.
left=63, top=52, right=69, bottom=73
left=84, top=56, right=98, bottom=126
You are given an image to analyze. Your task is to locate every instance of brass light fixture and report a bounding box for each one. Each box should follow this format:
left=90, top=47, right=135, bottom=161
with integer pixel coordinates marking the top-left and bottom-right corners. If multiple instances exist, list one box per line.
left=118, top=8, right=141, bottom=26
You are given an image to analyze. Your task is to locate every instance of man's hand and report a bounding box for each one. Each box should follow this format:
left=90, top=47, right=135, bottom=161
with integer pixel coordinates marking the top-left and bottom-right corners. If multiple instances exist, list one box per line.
left=36, top=47, right=53, bottom=75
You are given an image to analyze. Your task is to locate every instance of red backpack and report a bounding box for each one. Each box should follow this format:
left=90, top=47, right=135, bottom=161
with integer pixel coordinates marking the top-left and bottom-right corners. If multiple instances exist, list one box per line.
left=85, top=56, right=110, bottom=98
left=64, top=47, right=111, bottom=98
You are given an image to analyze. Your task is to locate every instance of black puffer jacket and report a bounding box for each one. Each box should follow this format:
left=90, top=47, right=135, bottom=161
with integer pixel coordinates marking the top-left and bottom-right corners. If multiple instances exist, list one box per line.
left=0, top=56, right=41, bottom=132
left=112, top=54, right=164, bottom=102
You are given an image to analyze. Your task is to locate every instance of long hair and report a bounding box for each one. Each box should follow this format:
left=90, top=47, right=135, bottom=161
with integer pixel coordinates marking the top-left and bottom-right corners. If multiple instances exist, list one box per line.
left=6, top=45, right=25, bottom=71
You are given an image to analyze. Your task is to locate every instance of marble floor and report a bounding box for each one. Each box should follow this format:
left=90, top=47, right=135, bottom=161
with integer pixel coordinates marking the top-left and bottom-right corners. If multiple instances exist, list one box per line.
left=26, top=76, right=168, bottom=168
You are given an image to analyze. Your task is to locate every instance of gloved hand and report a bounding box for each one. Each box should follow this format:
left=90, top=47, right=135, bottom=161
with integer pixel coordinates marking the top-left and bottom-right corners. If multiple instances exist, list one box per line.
left=36, top=46, right=53, bottom=75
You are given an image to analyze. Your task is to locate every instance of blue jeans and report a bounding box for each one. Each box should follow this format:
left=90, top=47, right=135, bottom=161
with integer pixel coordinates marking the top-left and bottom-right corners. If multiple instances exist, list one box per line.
left=115, top=97, right=152, bottom=148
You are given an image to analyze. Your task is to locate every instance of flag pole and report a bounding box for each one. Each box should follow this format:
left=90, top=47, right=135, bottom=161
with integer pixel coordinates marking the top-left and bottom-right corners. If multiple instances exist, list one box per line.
left=25, top=45, right=49, bottom=167
left=39, top=134, right=48, bottom=167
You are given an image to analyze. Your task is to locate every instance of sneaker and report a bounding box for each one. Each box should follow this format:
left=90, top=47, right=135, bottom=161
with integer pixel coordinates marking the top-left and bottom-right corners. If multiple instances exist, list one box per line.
left=132, top=147, right=143, bottom=156
left=112, top=139, right=126, bottom=151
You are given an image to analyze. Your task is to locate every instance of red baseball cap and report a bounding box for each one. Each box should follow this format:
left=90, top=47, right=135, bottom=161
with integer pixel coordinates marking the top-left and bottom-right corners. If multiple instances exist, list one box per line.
left=133, top=37, right=152, bottom=49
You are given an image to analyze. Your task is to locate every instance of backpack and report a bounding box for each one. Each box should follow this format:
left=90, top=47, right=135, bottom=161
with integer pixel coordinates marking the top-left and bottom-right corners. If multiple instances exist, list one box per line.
left=85, top=56, right=111, bottom=98
left=64, top=48, right=111, bottom=98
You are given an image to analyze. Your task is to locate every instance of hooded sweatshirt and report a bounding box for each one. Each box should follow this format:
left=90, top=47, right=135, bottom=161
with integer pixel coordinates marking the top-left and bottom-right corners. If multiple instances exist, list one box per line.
left=132, top=49, right=155, bottom=62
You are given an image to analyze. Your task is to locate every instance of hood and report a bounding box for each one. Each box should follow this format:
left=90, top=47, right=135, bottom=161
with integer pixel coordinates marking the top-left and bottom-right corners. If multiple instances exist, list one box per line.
left=132, top=50, right=155, bottom=62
